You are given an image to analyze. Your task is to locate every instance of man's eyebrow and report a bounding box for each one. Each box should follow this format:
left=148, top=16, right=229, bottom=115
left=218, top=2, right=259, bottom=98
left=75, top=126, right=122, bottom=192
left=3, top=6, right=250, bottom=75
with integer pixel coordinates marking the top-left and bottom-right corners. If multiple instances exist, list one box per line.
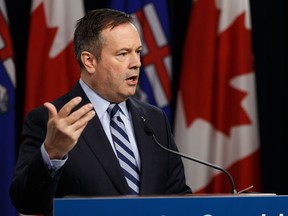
left=117, top=48, right=131, bottom=53
left=118, top=46, right=142, bottom=52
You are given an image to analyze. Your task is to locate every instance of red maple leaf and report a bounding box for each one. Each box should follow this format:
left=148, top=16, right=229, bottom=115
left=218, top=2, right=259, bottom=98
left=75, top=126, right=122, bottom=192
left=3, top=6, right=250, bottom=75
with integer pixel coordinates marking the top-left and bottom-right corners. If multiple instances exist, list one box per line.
left=180, top=0, right=253, bottom=137
left=25, top=3, right=79, bottom=115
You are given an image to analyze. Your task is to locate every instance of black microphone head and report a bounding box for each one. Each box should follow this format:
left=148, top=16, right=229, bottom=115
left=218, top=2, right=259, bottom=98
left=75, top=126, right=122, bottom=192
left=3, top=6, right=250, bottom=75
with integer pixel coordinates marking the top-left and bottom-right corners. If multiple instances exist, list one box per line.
left=143, top=122, right=154, bottom=136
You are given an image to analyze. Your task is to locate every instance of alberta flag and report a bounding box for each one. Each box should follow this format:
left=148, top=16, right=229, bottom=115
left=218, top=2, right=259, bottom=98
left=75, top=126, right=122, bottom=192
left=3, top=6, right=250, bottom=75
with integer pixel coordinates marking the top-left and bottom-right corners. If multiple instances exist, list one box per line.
left=109, top=0, right=173, bottom=124
left=0, top=0, right=17, bottom=215
left=174, top=0, right=261, bottom=193
left=24, top=0, right=85, bottom=115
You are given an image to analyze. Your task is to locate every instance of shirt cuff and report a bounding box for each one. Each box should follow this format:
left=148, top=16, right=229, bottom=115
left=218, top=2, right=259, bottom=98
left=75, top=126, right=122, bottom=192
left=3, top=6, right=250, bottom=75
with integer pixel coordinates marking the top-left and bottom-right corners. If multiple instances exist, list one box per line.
left=41, top=143, right=68, bottom=174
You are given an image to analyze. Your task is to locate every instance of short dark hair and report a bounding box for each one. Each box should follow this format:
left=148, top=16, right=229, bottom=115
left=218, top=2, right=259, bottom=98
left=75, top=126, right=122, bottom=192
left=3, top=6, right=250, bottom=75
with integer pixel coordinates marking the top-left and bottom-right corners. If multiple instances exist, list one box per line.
left=74, top=8, right=134, bottom=69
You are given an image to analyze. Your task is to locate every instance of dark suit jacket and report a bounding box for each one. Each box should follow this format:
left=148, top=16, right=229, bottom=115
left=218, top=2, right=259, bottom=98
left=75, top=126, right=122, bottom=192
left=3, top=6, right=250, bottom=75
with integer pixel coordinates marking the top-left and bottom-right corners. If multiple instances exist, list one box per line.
left=10, top=82, right=191, bottom=215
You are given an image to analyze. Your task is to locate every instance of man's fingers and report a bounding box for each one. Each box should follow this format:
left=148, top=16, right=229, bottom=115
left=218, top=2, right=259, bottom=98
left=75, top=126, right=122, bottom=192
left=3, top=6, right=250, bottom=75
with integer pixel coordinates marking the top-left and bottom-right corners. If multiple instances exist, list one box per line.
left=58, top=96, right=82, bottom=118
left=44, top=96, right=95, bottom=130
left=44, top=102, right=57, bottom=119
left=66, top=102, right=94, bottom=125
left=72, top=109, right=96, bottom=132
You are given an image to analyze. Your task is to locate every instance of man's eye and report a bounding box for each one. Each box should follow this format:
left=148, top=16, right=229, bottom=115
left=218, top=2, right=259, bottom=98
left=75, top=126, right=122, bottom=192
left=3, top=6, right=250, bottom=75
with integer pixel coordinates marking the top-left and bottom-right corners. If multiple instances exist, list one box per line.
left=116, top=52, right=128, bottom=61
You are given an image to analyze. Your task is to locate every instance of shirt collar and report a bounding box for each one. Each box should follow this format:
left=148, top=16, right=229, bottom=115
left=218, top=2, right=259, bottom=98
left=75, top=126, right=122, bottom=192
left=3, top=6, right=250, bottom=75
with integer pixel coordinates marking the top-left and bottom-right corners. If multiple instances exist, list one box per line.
left=79, top=79, right=130, bottom=120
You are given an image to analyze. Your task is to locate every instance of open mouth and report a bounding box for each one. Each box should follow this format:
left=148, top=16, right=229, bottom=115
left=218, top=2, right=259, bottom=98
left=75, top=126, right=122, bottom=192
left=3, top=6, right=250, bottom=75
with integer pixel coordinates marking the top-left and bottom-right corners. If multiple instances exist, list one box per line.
left=126, top=75, right=138, bottom=82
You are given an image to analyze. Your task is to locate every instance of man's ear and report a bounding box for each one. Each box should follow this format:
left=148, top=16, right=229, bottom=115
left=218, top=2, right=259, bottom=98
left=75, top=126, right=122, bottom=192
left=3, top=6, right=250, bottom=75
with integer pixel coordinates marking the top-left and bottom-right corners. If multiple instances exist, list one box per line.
left=81, top=51, right=97, bottom=73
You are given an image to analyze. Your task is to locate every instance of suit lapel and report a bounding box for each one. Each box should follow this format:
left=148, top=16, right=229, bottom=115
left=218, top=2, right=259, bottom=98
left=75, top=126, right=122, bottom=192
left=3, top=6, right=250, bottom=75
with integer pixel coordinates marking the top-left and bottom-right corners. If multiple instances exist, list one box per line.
left=127, top=99, right=155, bottom=193
left=68, top=83, right=130, bottom=194
left=82, top=116, right=130, bottom=194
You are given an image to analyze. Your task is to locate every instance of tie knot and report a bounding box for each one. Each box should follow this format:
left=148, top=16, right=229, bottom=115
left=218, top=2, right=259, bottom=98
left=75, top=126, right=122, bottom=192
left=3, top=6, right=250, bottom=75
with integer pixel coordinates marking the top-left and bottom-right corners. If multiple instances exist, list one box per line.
left=107, top=104, right=120, bottom=118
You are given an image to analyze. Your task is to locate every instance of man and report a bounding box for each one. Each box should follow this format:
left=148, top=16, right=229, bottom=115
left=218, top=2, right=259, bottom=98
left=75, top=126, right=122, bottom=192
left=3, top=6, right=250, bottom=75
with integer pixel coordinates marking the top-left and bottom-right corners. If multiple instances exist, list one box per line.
left=10, top=8, right=191, bottom=215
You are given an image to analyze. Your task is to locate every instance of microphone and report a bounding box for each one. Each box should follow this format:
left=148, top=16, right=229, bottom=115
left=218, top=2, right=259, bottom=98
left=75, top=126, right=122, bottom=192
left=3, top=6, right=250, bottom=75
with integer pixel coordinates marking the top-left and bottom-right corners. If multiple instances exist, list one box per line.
left=142, top=119, right=238, bottom=194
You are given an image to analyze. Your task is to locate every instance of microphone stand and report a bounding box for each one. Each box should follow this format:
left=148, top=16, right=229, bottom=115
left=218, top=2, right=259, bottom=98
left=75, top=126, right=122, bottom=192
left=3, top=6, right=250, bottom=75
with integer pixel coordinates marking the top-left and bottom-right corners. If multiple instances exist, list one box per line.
left=143, top=122, right=238, bottom=194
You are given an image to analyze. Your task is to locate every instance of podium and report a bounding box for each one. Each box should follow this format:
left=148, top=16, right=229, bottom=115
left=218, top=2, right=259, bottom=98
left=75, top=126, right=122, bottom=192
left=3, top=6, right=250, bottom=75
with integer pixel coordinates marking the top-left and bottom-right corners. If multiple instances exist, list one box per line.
left=54, top=194, right=288, bottom=216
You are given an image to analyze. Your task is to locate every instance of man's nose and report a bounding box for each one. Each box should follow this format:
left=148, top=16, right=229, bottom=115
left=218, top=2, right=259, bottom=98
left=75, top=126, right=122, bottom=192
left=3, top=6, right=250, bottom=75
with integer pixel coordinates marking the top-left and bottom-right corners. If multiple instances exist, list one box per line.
left=129, top=53, right=141, bottom=69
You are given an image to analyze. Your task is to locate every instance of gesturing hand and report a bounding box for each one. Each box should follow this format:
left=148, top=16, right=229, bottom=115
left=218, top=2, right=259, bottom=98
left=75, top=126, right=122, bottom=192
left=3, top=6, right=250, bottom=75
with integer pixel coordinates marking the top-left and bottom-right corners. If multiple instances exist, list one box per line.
left=43, top=97, right=95, bottom=159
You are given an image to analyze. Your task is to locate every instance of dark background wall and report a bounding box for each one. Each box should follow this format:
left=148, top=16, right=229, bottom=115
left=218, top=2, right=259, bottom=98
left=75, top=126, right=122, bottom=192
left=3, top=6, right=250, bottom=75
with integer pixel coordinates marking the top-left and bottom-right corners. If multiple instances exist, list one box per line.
left=5, top=0, right=285, bottom=194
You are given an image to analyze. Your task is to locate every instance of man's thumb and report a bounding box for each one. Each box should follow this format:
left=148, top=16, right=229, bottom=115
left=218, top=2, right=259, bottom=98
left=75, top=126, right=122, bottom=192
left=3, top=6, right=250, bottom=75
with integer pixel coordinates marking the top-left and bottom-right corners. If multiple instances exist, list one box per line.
left=43, top=102, right=57, bottom=119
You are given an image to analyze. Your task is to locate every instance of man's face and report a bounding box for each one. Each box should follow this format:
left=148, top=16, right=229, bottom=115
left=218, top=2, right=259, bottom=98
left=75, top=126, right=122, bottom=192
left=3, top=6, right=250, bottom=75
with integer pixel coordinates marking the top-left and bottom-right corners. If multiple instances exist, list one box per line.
left=92, top=23, right=142, bottom=103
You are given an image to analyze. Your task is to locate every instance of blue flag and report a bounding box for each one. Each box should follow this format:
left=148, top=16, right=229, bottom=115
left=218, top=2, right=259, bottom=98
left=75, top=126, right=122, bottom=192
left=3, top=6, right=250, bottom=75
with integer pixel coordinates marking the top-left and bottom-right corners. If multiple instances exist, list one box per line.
left=0, top=1, right=17, bottom=215
left=109, top=0, right=173, bottom=125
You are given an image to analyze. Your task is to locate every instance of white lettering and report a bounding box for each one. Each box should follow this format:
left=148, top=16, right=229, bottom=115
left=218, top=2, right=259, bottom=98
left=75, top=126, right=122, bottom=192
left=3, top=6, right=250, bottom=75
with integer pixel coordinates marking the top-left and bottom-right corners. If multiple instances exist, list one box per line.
left=261, top=214, right=284, bottom=216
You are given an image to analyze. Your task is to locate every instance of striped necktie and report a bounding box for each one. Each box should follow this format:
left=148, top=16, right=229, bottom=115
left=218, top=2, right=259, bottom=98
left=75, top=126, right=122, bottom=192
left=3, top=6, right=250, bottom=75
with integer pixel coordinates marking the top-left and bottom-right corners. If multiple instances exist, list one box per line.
left=107, top=104, right=140, bottom=194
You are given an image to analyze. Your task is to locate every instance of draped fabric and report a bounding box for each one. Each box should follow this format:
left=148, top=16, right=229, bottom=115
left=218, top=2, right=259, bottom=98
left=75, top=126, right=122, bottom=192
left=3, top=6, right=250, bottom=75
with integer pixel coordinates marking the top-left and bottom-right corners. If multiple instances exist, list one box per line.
left=24, top=0, right=84, bottom=115
left=0, top=0, right=17, bottom=215
left=174, top=0, right=261, bottom=193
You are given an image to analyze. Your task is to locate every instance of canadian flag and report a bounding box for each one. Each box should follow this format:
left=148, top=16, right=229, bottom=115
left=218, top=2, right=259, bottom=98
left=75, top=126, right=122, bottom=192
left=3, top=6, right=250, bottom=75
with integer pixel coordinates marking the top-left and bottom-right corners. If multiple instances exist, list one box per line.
left=174, top=0, right=261, bottom=193
left=24, top=0, right=84, bottom=115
